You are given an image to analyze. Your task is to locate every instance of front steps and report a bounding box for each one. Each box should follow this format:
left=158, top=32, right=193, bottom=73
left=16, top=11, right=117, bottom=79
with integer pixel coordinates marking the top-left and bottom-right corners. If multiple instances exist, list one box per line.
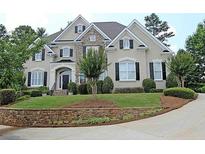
left=52, top=90, right=68, bottom=96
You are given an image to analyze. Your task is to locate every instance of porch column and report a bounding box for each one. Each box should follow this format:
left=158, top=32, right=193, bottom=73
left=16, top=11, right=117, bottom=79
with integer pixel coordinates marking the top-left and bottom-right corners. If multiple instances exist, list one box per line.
left=49, top=69, right=56, bottom=90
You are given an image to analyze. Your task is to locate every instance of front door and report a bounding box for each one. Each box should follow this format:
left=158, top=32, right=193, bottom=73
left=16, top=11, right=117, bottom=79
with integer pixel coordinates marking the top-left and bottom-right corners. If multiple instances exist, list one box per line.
left=62, top=75, right=69, bottom=89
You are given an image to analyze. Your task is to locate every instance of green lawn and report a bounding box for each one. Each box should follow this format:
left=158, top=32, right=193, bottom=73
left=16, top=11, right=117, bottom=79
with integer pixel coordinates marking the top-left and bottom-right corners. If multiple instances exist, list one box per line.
left=10, top=93, right=161, bottom=109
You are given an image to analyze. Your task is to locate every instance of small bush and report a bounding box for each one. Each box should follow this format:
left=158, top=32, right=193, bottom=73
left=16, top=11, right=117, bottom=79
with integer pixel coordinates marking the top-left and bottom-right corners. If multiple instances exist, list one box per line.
left=150, top=89, right=163, bottom=93
left=97, top=80, right=104, bottom=94
left=38, top=86, right=49, bottom=94
left=16, top=95, right=30, bottom=101
left=78, top=83, right=88, bottom=94
left=0, top=89, right=16, bottom=105
left=142, top=78, right=156, bottom=93
left=68, top=82, right=78, bottom=95
left=200, top=86, right=205, bottom=93
left=163, top=87, right=196, bottom=99
left=114, top=87, right=144, bottom=93
left=22, top=90, right=32, bottom=96
left=102, top=76, right=114, bottom=93
left=31, top=90, right=42, bottom=97
left=166, top=73, right=178, bottom=88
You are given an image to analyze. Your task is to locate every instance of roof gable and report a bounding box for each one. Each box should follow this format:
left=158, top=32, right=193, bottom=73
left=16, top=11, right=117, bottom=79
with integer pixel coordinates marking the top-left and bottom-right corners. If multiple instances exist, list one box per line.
left=75, top=23, right=112, bottom=41
left=53, top=15, right=89, bottom=42
left=128, top=19, right=172, bottom=52
left=106, top=28, right=147, bottom=48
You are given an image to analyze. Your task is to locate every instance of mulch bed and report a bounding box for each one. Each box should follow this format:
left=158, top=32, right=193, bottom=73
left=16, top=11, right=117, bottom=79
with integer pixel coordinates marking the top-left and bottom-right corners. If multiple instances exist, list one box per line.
left=160, top=96, right=192, bottom=109
left=64, top=99, right=118, bottom=108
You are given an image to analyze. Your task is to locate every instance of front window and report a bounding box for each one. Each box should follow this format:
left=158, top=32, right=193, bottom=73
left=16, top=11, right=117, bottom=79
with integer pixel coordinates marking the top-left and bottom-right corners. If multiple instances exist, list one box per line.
left=123, top=38, right=130, bottom=49
left=35, top=51, right=42, bottom=61
left=99, top=70, right=107, bottom=80
left=89, top=35, right=96, bottom=42
left=86, top=46, right=99, bottom=53
left=31, top=71, right=44, bottom=86
left=153, top=61, right=162, bottom=80
left=77, top=25, right=83, bottom=33
left=79, top=73, right=86, bottom=84
left=63, top=47, right=69, bottom=57
left=119, top=60, right=135, bottom=80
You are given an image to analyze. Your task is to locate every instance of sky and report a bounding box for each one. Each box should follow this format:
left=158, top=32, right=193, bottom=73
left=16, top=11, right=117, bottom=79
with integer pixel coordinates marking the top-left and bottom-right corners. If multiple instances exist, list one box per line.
left=0, top=0, right=205, bottom=52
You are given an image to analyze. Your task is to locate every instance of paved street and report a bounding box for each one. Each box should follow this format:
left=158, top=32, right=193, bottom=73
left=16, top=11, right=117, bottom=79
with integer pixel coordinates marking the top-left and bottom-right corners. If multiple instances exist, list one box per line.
left=1, top=94, right=205, bottom=140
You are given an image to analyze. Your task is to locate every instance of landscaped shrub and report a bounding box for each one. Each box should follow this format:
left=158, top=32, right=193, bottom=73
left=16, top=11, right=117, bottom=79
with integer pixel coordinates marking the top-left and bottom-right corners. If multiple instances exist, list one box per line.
left=163, top=87, right=196, bottom=99
left=16, top=95, right=30, bottom=101
left=78, top=83, right=88, bottom=94
left=38, top=86, right=49, bottom=94
left=102, top=76, right=114, bottom=93
left=0, top=89, right=16, bottom=105
left=200, top=86, right=205, bottom=93
left=149, top=89, right=163, bottom=93
left=68, top=82, right=78, bottom=95
left=166, top=73, right=178, bottom=88
left=97, top=80, right=104, bottom=94
left=30, top=90, right=42, bottom=97
left=142, top=78, right=156, bottom=93
left=114, top=87, right=144, bottom=93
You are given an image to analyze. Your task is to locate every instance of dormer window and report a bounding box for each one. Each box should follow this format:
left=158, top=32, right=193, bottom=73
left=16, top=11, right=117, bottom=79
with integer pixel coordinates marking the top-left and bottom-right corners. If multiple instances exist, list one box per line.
left=89, top=35, right=96, bottom=42
left=119, top=39, right=134, bottom=49
left=75, top=25, right=85, bottom=33
left=123, top=39, right=130, bottom=49
left=35, top=51, right=42, bottom=61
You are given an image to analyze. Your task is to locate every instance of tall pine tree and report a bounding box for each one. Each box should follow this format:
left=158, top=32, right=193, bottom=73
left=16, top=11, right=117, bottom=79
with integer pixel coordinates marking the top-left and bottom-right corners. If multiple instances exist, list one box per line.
left=144, top=13, right=175, bottom=47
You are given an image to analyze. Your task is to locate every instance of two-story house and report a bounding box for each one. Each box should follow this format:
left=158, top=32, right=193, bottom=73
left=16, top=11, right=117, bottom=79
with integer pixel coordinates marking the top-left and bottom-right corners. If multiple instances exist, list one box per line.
left=24, top=15, right=173, bottom=92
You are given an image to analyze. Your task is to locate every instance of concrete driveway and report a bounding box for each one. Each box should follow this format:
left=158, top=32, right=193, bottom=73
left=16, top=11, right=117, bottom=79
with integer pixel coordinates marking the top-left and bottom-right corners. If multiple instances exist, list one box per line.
left=1, top=94, right=205, bottom=140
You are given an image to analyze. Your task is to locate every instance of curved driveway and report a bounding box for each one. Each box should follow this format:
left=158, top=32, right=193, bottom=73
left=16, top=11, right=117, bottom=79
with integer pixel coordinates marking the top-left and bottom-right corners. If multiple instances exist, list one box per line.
left=1, top=94, right=205, bottom=140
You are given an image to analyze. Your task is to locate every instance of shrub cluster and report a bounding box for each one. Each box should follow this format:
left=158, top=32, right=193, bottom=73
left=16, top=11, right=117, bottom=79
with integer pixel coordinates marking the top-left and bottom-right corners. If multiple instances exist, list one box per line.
left=142, top=78, right=156, bottom=92
left=114, top=87, right=144, bottom=93
left=68, top=82, right=78, bottom=95
left=102, top=76, right=114, bottom=93
left=149, top=89, right=163, bottom=93
left=163, top=87, right=196, bottom=99
left=0, top=89, right=16, bottom=105
left=78, top=83, right=88, bottom=94
left=166, top=73, right=178, bottom=88
left=30, top=90, right=42, bottom=97
left=97, top=80, right=104, bottom=94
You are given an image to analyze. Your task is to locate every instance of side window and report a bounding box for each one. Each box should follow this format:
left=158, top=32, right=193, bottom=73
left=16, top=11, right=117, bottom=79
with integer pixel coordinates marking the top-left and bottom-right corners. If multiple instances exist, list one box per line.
left=153, top=61, right=162, bottom=80
left=35, top=51, right=42, bottom=61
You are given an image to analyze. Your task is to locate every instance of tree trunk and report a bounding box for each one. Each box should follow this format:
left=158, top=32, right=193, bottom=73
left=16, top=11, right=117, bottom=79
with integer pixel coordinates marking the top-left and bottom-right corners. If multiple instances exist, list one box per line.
left=181, top=77, right=185, bottom=88
left=176, top=76, right=182, bottom=87
left=90, top=78, right=97, bottom=99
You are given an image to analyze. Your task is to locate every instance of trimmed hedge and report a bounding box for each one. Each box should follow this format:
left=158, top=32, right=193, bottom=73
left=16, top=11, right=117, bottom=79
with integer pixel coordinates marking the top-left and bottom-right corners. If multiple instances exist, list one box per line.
left=163, top=87, right=196, bottom=99
left=114, top=87, right=144, bottom=93
left=78, top=83, right=88, bottom=94
left=0, top=89, right=16, bottom=105
left=102, top=76, right=114, bottom=93
left=150, top=89, right=163, bottom=93
left=31, top=90, right=42, bottom=97
left=68, top=82, right=78, bottom=95
left=142, top=78, right=156, bottom=93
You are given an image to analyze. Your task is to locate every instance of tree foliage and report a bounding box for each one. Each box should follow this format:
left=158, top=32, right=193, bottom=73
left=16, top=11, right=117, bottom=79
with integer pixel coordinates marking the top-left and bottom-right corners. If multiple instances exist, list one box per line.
left=37, top=27, right=47, bottom=37
left=167, top=51, right=196, bottom=87
left=186, top=20, right=205, bottom=84
left=0, top=25, right=45, bottom=89
left=144, top=13, right=175, bottom=47
left=78, top=47, right=108, bottom=96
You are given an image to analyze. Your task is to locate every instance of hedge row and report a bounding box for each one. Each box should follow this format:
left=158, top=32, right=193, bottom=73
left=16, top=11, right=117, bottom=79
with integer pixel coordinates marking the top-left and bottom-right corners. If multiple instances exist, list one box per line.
left=163, top=87, right=196, bottom=99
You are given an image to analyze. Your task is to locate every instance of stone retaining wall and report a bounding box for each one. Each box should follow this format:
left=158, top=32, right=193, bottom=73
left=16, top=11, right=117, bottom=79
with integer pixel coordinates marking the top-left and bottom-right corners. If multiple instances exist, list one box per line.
left=0, top=107, right=161, bottom=127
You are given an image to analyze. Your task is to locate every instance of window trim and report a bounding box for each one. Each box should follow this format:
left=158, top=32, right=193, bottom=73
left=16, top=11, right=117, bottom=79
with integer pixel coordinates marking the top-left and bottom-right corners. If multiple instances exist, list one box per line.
left=77, top=24, right=83, bottom=33
left=31, top=70, right=44, bottom=87
left=123, top=38, right=130, bottom=49
left=119, top=60, right=136, bottom=81
left=62, top=47, right=70, bottom=57
left=35, top=51, right=42, bottom=61
left=89, top=35, right=96, bottom=42
left=153, top=60, right=163, bottom=81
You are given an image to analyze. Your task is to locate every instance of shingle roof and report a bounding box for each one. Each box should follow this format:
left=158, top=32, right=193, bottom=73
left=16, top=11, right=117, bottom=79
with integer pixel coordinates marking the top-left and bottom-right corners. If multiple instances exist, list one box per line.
left=93, top=22, right=126, bottom=40
left=46, top=30, right=62, bottom=43
left=46, top=21, right=126, bottom=43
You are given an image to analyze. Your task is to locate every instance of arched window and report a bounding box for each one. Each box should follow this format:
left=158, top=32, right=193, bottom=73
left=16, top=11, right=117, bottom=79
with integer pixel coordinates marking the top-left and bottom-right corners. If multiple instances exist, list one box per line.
left=119, top=60, right=136, bottom=80
left=31, top=70, right=44, bottom=86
